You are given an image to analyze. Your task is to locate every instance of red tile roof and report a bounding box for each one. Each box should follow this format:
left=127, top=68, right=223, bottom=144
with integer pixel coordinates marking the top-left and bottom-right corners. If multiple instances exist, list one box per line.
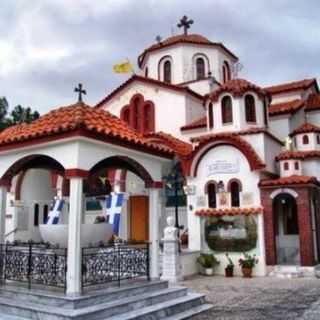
left=259, top=175, right=320, bottom=187
left=191, top=132, right=266, bottom=171
left=305, top=93, right=320, bottom=112
left=195, top=207, right=263, bottom=217
left=181, top=117, right=207, bottom=131
left=208, top=78, right=267, bottom=102
left=269, top=99, right=304, bottom=117
left=290, top=122, right=320, bottom=136
left=264, top=78, right=317, bottom=95
left=276, top=150, right=320, bottom=161
left=191, top=128, right=283, bottom=145
left=138, top=33, right=238, bottom=67
left=0, top=102, right=174, bottom=157
left=95, top=75, right=204, bottom=108
left=144, top=131, right=193, bottom=156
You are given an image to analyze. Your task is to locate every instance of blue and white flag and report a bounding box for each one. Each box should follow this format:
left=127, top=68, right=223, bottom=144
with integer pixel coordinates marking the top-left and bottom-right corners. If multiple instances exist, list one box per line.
left=46, top=198, right=64, bottom=225
left=105, top=193, right=124, bottom=236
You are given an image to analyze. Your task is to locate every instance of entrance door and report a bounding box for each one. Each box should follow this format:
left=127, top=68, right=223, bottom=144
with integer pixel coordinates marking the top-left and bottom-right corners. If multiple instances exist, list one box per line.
left=130, top=196, right=149, bottom=241
left=273, top=193, right=300, bottom=265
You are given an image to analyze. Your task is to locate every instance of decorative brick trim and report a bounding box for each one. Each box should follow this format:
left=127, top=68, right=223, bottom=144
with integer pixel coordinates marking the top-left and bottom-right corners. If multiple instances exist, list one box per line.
left=145, top=181, right=163, bottom=189
left=65, top=169, right=89, bottom=179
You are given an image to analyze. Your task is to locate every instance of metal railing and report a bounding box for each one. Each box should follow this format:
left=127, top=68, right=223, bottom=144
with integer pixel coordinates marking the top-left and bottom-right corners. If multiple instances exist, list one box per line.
left=82, top=242, right=150, bottom=288
left=0, top=241, right=67, bottom=290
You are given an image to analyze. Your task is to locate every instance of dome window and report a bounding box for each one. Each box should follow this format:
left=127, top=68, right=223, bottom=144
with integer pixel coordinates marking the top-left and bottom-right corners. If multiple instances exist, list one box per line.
left=245, top=94, right=256, bottom=123
left=221, top=96, right=233, bottom=124
left=196, top=57, right=205, bottom=80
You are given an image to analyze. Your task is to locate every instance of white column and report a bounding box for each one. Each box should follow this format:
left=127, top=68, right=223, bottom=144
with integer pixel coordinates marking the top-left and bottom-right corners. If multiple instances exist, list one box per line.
left=149, top=188, right=160, bottom=279
left=187, top=194, right=201, bottom=251
left=67, top=177, right=83, bottom=295
left=0, top=186, right=7, bottom=244
left=257, top=213, right=267, bottom=276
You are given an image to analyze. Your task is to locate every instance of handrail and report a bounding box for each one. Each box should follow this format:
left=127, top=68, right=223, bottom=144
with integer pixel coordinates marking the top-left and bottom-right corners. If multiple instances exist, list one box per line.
left=5, top=228, right=18, bottom=238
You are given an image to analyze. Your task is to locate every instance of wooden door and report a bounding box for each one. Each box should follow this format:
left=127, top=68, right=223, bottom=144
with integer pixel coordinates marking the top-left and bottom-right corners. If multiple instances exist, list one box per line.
left=130, top=196, right=149, bottom=241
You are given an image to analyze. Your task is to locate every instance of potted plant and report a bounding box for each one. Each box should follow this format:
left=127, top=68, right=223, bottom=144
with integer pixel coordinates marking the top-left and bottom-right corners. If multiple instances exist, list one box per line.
left=197, top=253, right=220, bottom=276
left=238, top=253, right=258, bottom=278
left=225, top=253, right=234, bottom=277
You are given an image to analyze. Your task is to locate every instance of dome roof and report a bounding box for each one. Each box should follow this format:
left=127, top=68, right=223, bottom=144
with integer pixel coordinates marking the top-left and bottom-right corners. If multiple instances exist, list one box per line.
left=138, top=33, right=238, bottom=67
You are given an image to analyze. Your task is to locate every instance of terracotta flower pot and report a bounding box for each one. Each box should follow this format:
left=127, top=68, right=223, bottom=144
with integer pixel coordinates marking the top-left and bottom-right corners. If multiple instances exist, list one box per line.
left=225, top=267, right=234, bottom=277
left=241, top=267, right=253, bottom=278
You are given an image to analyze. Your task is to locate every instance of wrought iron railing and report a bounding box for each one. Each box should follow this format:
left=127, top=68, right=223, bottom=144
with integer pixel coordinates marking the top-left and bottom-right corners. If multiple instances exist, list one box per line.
left=82, top=242, right=150, bottom=288
left=0, top=241, right=67, bottom=289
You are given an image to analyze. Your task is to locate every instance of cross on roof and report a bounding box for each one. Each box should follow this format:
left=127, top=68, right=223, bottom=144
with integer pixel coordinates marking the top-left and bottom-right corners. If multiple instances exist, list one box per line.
left=177, top=15, right=194, bottom=35
left=74, top=83, right=86, bottom=103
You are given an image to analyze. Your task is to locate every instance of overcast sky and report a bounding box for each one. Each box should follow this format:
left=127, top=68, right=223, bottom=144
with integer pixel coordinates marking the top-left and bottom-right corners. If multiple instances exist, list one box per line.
left=1, top=0, right=319, bottom=114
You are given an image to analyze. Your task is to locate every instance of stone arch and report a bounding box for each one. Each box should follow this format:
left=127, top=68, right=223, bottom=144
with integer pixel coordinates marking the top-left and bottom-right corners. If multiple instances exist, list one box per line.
left=192, top=53, right=210, bottom=80
left=270, top=188, right=299, bottom=199
left=89, top=155, right=155, bottom=187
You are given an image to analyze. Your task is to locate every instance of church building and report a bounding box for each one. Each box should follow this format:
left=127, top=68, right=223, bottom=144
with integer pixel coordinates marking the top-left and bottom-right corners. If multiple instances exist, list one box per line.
left=2, top=16, right=320, bottom=279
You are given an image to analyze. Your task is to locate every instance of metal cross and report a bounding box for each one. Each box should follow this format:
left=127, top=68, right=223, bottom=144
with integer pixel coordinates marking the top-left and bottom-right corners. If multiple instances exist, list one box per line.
left=74, top=83, right=86, bottom=102
left=177, top=15, right=194, bottom=35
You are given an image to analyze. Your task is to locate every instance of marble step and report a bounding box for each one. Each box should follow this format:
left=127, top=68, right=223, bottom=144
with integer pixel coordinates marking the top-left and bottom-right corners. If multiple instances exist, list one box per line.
left=0, top=280, right=168, bottom=309
left=164, top=303, right=213, bottom=320
left=106, top=292, right=206, bottom=320
left=0, top=286, right=188, bottom=320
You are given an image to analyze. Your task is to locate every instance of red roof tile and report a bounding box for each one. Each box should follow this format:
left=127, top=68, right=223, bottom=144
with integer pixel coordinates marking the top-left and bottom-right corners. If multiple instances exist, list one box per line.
left=264, top=78, right=317, bottom=95
left=181, top=117, right=207, bottom=131
left=95, top=75, right=203, bottom=108
left=144, top=131, right=193, bottom=156
left=138, top=33, right=238, bottom=67
left=191, top=128, right=283, bottom=145
left=208, top=78, right=266, bottom=102
left=306, top=93, right=320, bottom=112
left=259, top=175, right=320, bottom=187
left=269, top=99, right=304, bottom=117
left=290, top=122, right=320, bottom=136
left=276, top=150, right=320, bottom=161
left=0, top=102, right=174, bottom=157
left=195, top=207, right=263, bottom=217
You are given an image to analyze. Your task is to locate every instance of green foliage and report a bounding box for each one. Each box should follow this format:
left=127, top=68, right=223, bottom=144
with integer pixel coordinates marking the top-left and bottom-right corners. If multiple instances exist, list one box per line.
left=197, top=253, right=220, bottom=269
left=0, top=97, right=40, bottom=131
left=225, top=253, right=234, bottom=269
left=238, top=253, right=258, bottom=269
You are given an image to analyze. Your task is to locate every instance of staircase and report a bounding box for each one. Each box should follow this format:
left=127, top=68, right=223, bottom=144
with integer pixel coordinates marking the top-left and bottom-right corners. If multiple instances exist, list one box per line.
left=0, top=280, right=212, bottom=319
left=269, top=265, right=303, bottom=278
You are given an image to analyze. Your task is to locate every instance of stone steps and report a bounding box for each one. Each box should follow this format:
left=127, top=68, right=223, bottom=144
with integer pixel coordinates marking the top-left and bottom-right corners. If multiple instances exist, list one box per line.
left=164, top=303, right=213, bottom=319
left=0, top=280, right=168, bottom=309
left=269, top=265, right=303, bottom=278
left=0, top=281, right=212, bottom=319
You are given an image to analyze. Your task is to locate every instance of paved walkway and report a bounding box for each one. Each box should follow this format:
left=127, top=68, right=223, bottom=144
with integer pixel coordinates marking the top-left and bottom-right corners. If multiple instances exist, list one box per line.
left=180, top=275, right=320, bottom=319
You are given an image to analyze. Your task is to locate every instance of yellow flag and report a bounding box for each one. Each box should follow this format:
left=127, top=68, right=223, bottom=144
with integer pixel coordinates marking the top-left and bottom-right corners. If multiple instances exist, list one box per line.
left=113, top=61, right=134, bottom=74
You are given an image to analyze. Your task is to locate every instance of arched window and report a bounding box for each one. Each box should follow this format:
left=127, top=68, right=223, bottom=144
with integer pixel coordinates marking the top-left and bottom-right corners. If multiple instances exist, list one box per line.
left=206, top=182, right=217, bottom=208
left=145, top=67, right=149, bottom=78
left=221, top=96, right=233, bottom=124
left=317, top=135, right=320, bottom=144
left=222, top=61, right=231, bottom=83
left=132, top=97, right=140, bottom=131
left=294, top=161, right=299, bottom=170
left=245, top=95, right=256, bottom=123
left=196, top=57, right=205, bottom=80
left=302, top=135, right=309, bottom=144
left=43, top=204, right=49, bottom=223
left=230, top=181, right=240, bottom=207
left=208, top=103, right=214, bottom=129
left=164, top=60, right=172, bottom=83
left=143, top=103, right=155, bottom=133
left=120, top=106, right=130, bottom=125
left=284, top=162, right=289, bottom=170
left=34, top=203, right=39, bottom=226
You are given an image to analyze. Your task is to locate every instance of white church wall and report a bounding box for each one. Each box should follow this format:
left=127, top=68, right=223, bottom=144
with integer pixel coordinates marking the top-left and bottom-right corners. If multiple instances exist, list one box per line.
left=279, top=159, right=302, bottom=177
left=269, top=116, right=290, bottom=141
left=181, top=127, right=207, bottom=141
left=306, top=110, right=320, bottom=127
left=289, top=108, right=305, bottom=134
left=302, top=160, right=320, bottom=180
left=296, top=133, right=316, bottom=151
left=185, top=96, right=206, bottom=125
left=271, top=91, right=303, bottom=104
left=185, top=78, right=213, bottom=96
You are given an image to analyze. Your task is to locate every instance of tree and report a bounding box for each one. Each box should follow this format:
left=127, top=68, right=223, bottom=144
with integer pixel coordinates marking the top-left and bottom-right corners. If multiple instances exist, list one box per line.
left=0, top=97, right=10, bottom=131
left=10, top=105, right=40, bottom=125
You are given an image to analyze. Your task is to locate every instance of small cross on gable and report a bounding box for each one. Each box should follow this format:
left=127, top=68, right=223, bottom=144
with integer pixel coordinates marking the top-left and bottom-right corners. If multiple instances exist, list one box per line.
left=74, top=83, right=86, bottom=103
left=177, top=15, right=194, bottom=35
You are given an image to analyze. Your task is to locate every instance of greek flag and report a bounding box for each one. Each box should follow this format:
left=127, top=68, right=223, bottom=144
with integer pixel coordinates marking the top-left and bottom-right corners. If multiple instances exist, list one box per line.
left=46, top=198, right=64, bottom=225
left=105, top=193, right=124, bottom=236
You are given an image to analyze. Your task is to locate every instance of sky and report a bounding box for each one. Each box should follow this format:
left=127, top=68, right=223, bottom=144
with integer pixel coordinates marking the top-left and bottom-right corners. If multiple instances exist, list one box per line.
left=0, top=0, right=319, bottom=114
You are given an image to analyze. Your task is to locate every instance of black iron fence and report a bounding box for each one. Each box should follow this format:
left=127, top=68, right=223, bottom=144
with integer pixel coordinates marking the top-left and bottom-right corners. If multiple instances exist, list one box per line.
left=0, top=241, right=150, bottom=290
left=82, top=242, right=150, bottom=288
left=0, top=241, right=67, bottom=290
